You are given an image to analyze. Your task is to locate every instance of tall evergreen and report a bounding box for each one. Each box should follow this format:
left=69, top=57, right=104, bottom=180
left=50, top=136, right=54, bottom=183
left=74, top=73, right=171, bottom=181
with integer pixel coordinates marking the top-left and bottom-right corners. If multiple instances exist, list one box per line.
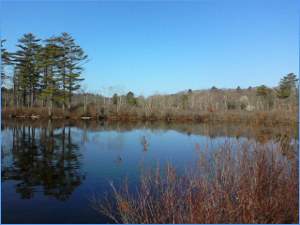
left=256, top=85, right=274, bottom=110
left=57, top=33, right=87, bottom=109
left=38, top=38, right=64, bottom=116
left=277, top=73, right=299, bottom=99
left=55, top=33, right=69, bottom=110
left=13, top=33, right=41, bottom=107
left=1, top=40, right=11, bottom=86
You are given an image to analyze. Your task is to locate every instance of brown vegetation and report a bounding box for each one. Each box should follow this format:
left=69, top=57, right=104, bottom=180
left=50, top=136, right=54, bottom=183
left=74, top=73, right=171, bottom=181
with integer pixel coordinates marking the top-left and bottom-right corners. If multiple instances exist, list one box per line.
left=90, top=139, right=299, bottom=224
left=2, top=105, right=298, bottom=124
left=2, top=75, right=299, bottom=124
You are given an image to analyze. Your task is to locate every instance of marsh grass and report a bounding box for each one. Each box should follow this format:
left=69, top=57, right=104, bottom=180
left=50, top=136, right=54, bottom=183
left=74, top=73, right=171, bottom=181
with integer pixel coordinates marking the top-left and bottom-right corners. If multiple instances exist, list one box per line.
left=90, top=138, right=299, bottom=224
left=2, top=105, right=299, bottom=124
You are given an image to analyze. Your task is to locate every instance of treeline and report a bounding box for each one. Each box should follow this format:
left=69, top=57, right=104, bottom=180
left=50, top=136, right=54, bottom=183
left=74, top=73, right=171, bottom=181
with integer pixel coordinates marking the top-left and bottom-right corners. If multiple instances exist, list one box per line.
left=1, top=33, right=87, bottom=116
left=1, top=34, right=299, bottom=122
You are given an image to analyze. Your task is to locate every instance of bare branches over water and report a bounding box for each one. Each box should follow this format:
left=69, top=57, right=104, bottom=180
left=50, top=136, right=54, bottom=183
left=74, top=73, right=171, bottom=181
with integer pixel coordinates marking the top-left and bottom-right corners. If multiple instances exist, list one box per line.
left=91, top=139, right=299, bottom=224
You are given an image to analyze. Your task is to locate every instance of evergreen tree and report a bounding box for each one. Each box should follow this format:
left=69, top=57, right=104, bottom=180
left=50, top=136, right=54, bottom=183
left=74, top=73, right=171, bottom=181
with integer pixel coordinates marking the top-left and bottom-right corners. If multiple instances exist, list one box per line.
left=211, top=86, right=218, bottom=92
left=126, top=91, right=138, bottom=106
left=256, top=85, right=268, bottom=98
left=38, top=39, right=64, bottom=116
left=57, top=33, right=88, bottom=109
left=13, top=33, right=41, bottom=107
left=277, top=73, right=299, bottom=99
left=113, top=93, right=118, bottom=105
left=256, top=85, right=274, bottom=110
left=56, top=33, right=70, bottom=110
left=1, top=40, right=11, bottom=87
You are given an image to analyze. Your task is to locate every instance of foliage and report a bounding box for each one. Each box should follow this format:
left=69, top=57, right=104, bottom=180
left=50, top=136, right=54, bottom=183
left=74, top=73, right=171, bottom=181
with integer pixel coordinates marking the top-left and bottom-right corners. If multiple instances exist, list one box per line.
left=256, top=85, right=274, bottom=110
left=1, top=35, right=299, bottom=118
left=277, top=73, right=299, bottom=99
left=181, top=94, right=188, bottom=109
left=57, top=32, right=88, bottom=107
left=227, top=102, right=235, bottom=110
left=112, top=93, right=118, bottom=105
left=3, top=33, right=87, bottom=109
left=126, top=91, right=138, bottom=106
left=211, top=86, right=217, bottom=91
left=1, top=39, right=11, bottom=85
left=13, top=33, right=42, bottom=107
left=38, top=39, right=64, bottom=102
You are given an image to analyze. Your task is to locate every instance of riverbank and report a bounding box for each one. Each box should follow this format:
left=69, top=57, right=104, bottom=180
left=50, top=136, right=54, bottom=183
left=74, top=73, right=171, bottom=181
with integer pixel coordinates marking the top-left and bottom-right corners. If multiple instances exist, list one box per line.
left=1, top=106, right=298, bottom=124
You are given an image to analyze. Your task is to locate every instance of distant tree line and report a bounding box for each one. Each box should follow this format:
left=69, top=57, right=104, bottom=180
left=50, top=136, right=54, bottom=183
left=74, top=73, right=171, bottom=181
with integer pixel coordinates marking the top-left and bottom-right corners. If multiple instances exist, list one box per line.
left=68, top=73, right=298, bottom=118
left=1, top=33, right=88, bottom=116
left=1, top=34, right=299, bottom=118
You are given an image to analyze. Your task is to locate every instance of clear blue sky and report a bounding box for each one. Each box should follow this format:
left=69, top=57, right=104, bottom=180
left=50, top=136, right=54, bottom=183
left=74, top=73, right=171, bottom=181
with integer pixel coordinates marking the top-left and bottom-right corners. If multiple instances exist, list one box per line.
left=1, top=0, right=299, bottom=97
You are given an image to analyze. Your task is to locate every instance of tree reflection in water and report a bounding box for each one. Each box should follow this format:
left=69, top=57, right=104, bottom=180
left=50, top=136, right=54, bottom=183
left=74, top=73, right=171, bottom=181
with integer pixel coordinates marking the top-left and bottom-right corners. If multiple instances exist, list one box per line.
left=1, top=120, right=298, bottom=201
left=1, top=122, right=85, bottom=201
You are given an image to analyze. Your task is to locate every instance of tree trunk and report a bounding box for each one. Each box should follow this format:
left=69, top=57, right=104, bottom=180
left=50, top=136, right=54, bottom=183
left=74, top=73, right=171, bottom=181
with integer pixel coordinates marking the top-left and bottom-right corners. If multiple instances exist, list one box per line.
left=48, top=96, right=53, bottom=117
left=13, top=80, right=16, bottom=107
left=33, top=87, right=36, bottom=107
left=29, top=86, right=33, bottom=107
left=68, top=92, right=71, bottom=109
left=23, top=91, right=26, bottom=106
left=83, top=94, right=87, bottom=114
left=63, top=66, right=66, bottom=111
left=27, top=95, right=30, bottom=108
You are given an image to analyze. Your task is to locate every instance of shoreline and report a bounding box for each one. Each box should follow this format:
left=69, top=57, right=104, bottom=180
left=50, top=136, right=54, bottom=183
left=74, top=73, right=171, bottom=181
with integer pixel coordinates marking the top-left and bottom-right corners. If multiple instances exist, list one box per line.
left=2, top=109, right=299, bottom=125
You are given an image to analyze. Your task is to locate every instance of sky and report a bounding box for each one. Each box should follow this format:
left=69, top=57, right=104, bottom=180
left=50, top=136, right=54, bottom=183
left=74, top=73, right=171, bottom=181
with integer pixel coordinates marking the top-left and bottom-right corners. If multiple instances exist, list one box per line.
left=1, top=0, right=299, bottom=97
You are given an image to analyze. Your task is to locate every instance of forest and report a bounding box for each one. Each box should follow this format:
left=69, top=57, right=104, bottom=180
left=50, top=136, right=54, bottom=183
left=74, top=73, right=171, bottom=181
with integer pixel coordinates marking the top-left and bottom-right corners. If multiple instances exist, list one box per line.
left=1, top=33, right=299, bottom=123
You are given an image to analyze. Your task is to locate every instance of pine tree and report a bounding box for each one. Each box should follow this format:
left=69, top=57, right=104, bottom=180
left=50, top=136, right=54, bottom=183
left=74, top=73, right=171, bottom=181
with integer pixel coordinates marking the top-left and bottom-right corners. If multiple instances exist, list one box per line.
left=256, top=85, right=268, bottom=98
left=1, top=40, right=11, bottom=87
left=126, top=91, right=137, bottom=106
left=113, top=93, right=118, bottom=105
left=13, top=33, right=41, bottom=107
left=57, top=33, right=88, bottom=109
left=256, top=85, right=274, bottom=110
left=55, top=33, right=69, bottom=110
left=38, top=38, right=64, bottom=116
left=277, top=73, right=299, bottom=99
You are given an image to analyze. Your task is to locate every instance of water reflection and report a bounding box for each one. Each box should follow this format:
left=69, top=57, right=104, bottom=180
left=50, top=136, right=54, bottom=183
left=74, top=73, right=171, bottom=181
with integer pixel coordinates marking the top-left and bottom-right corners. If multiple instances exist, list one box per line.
left=115, top=155, right=122, bottom=164
left=275, top=133, right=298, bottom=159
left=2, top=119, right=298, bottom=139
left=141, top=136, right=150, bottom=152
left=1, top=122, right=85, bottom=201
left=1, top=119, right=298, bottom=224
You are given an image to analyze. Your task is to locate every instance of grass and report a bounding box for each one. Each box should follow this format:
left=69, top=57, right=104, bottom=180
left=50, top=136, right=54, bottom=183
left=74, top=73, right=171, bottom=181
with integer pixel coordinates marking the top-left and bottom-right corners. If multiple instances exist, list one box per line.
left=1, top=105, right=299, bottom=124
left=90, top=138, right=299, bottom=224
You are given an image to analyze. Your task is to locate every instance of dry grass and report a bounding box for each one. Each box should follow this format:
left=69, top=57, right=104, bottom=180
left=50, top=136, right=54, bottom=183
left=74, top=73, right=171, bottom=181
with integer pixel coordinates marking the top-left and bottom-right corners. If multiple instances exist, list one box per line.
left=1, top=105, right=299, bottom=124
left=90, top=139, right=299, bottom=224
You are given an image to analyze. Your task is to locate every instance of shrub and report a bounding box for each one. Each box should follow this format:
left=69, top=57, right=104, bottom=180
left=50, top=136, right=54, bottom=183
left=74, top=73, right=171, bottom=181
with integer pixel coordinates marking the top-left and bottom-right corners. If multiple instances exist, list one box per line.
left=90, top=139, right=299, bottom=224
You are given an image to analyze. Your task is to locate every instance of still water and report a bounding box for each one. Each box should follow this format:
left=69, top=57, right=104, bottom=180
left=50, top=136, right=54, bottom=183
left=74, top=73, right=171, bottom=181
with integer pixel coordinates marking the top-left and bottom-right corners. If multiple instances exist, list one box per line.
left=1, top=119, right=298, bottom=224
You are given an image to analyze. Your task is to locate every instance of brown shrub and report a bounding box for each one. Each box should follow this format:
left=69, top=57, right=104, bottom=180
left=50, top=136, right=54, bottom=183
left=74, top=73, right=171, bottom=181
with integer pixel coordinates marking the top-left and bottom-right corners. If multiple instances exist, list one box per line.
left=90, top=140, right=299, bottom=224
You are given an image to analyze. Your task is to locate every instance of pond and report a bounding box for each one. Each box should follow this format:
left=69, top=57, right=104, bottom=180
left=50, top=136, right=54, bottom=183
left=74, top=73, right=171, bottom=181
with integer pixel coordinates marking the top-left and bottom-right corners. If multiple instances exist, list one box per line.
left=1, top=119, right=298, bottom=224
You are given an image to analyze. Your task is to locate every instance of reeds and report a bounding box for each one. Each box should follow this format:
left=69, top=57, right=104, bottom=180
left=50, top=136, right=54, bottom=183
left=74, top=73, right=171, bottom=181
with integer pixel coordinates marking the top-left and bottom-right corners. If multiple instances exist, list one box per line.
left=2, top=105, right=299, bottom=124
left=90, top=139, right=299, bottom=224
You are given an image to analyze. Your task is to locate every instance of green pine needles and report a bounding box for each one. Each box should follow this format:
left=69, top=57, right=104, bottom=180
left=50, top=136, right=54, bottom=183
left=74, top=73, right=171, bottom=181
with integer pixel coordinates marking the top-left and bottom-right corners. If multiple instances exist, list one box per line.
left=2, top=33, right=88, bottom=116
